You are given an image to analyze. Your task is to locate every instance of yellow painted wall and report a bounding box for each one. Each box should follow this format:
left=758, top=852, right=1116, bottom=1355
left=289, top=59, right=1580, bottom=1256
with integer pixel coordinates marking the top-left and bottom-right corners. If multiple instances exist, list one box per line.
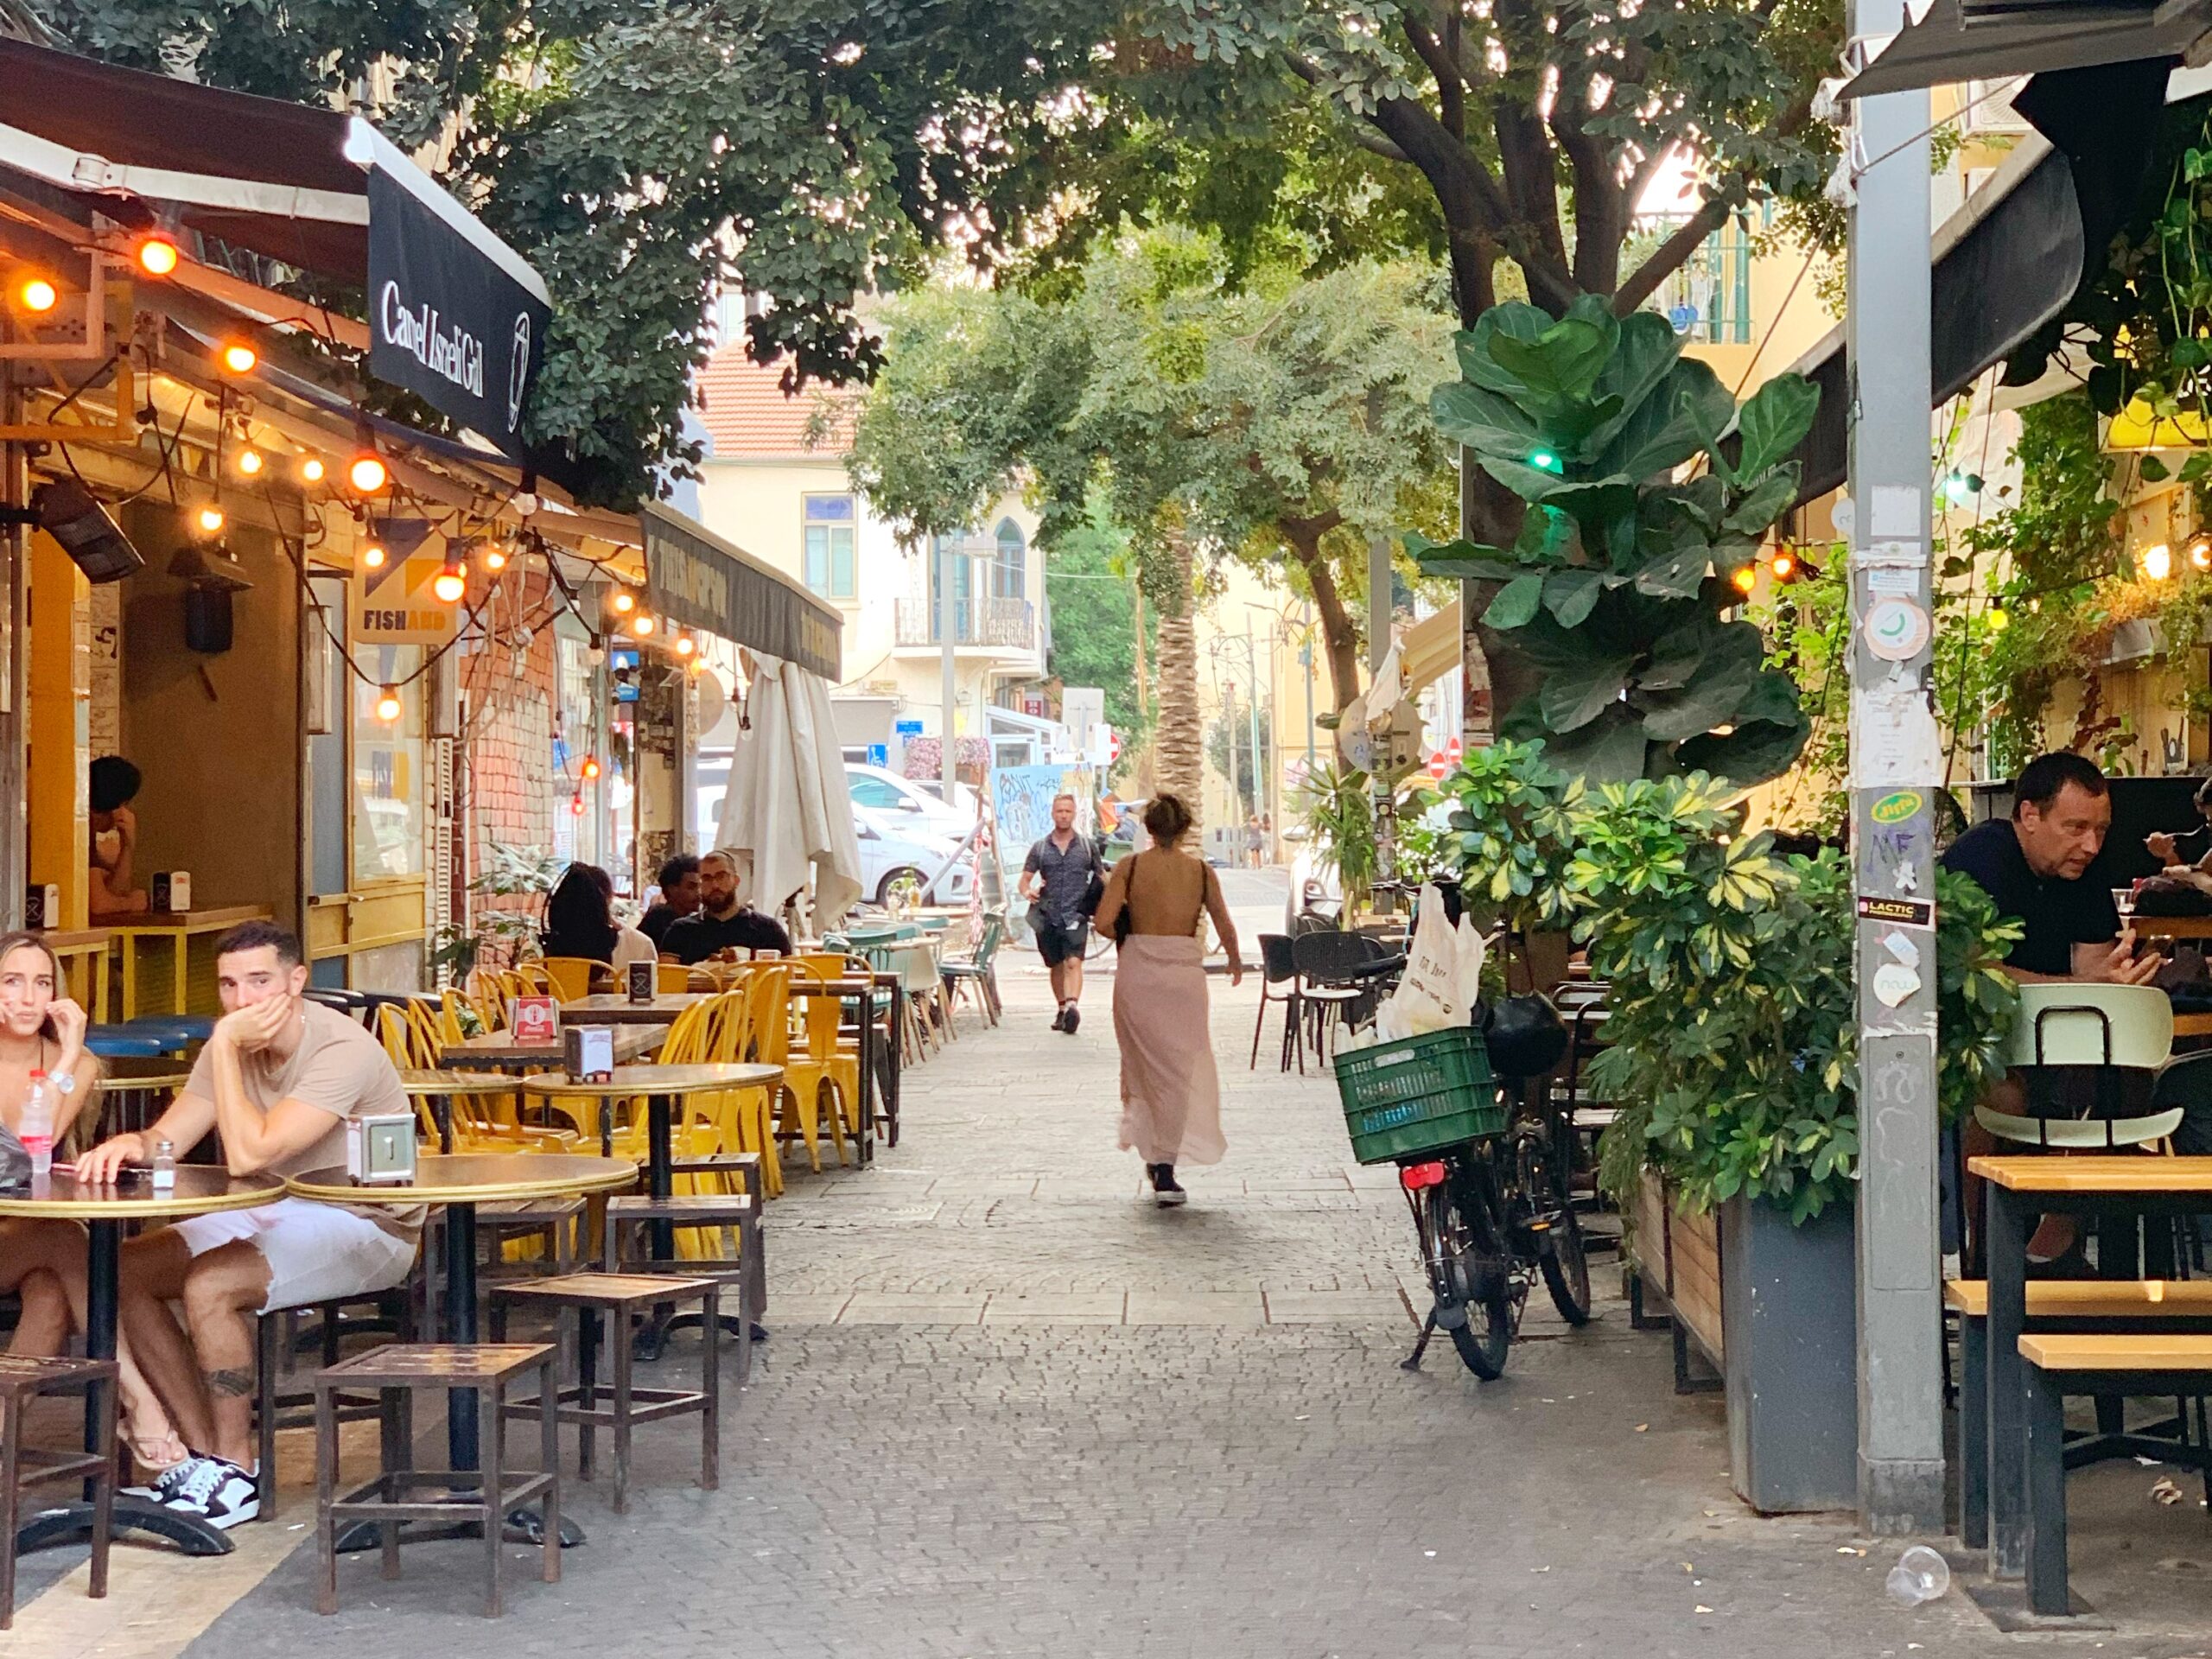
left=27, top=531, right=89, bottom=929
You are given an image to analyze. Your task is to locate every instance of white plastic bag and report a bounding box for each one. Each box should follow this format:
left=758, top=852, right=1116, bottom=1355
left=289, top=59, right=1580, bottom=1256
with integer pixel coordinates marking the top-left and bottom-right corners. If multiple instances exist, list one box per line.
left=1376, top=884, right=1486, bottom=1037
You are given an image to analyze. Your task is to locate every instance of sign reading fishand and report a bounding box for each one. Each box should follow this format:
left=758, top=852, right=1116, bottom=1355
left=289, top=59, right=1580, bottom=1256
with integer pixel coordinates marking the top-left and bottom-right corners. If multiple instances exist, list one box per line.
left=353, top=524, right=457, bottom=647
left=367, top=169, right=550, bottom=460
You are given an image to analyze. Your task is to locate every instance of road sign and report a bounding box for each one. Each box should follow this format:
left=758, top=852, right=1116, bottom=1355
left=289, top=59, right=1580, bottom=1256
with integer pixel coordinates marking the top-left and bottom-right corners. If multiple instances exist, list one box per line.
left=1107, top=728, right=1122, bottom=763
left=1427, top=749, right=1447, bottom=780
left=1446, top=735, right=1463, bottom=762
left=894, top=719, right=924, bottom=738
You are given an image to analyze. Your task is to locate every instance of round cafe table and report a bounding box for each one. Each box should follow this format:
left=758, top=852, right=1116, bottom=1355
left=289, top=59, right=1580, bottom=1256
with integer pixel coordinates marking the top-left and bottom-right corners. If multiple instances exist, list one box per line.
left=3, top=1167, right=285, bottom=1560
left=397, top=1068, right=531, bottom=1154
left=519, top=1065, right=780, bottom=1356
left=289, top=1154, right=634, bottom=1550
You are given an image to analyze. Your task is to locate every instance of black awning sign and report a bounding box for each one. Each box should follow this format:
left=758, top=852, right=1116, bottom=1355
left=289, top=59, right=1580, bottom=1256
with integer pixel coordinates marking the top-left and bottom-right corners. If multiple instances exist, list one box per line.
left=367, top=168, right=550, bottom=460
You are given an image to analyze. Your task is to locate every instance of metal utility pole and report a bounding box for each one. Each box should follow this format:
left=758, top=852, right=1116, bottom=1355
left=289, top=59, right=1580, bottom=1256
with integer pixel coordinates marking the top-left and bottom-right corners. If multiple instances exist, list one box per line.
left=1243, top=627, right=1263, bottom=840
left=1368, top=532, right=1396, bottom=902
left=938, top=536, right=957, bottom=805
left=1845, top=0, right=1943, bottom=1539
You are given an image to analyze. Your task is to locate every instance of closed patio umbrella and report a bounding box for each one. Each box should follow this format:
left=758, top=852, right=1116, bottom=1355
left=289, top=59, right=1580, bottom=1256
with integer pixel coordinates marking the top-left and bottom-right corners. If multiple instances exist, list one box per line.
left=716, top=651, right=863, bottom=933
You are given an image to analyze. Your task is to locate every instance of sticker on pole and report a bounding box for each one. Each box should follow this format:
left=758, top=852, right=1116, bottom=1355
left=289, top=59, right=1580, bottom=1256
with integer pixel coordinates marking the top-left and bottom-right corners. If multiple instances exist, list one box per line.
left=1872, top=963, right=1922, bottom=1007
left=1857, top=896, right=1933, bottom=927
left=1864, top=597, right=1930, bottom=661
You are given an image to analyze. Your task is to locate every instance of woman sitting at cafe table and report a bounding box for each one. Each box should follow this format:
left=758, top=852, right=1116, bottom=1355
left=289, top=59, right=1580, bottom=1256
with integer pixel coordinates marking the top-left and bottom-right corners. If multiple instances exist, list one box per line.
left=542, top=861, right=659, bottom=982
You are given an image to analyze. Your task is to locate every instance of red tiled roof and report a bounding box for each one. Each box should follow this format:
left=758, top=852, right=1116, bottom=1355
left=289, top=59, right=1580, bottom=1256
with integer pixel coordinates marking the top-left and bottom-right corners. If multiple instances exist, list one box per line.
left=696, top=342, right=857, bottom=459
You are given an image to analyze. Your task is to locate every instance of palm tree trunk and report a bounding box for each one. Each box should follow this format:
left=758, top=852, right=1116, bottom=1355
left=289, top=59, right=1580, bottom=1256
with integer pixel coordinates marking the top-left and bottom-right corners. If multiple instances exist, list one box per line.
left=1154, top=531, right=1204, bottom=830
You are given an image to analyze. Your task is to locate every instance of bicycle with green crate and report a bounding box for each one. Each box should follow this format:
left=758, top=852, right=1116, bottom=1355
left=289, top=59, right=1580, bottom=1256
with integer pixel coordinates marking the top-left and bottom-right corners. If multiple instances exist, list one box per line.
left=1334, top=1018, right=1592, bottom=1378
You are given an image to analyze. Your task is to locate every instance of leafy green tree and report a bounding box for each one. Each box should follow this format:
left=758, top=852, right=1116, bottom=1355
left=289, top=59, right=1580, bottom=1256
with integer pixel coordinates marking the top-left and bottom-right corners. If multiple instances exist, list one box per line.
left=35, top=0, right=1111, bottom=505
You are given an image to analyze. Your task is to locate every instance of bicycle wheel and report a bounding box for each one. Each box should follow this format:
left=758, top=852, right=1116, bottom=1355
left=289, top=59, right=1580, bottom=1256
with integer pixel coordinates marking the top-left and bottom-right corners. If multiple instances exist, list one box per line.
left=1421, top=1178, right=1512, bottom=1379
left=1517, top=1129, right=1593, bottom=1326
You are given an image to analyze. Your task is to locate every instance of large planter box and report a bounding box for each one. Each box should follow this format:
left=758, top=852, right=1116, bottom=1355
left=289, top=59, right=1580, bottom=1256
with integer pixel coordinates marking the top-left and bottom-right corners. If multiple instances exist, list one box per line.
left=1719, top=1193, right=1859, bottom=1514
left=1625, top=1173, right=1723, bottom=1387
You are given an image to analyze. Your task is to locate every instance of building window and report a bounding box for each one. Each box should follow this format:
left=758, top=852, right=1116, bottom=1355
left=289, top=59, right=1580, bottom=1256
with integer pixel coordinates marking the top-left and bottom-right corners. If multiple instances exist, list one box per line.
left=992, top=517, right=1026, bottom=601
left=804, top=495, right=857, bottom=598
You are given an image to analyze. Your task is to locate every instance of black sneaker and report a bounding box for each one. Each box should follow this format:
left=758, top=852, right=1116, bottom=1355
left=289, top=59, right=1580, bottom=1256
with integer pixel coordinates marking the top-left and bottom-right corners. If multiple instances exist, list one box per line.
left=161, top=1454, right=259, bottom=1529
left=1051, top=1005, right=1068, bottom=1032
left=1061, top=1003, right=1080, bottom=1035
left=1153, top=1165, right=1186, bottom=1207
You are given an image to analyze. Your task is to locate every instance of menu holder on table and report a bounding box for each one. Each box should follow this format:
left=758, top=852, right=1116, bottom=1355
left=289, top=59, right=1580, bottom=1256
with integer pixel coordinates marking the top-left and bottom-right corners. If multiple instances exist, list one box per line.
left=510, top=995, right=559, bottom=1044
left=563, top=1026, right=614, bottom=1084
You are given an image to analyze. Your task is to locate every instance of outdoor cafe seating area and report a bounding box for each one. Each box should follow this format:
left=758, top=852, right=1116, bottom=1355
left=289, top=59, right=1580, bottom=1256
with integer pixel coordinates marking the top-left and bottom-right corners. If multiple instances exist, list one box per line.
left=0, top=910, right=1006, bottom=1622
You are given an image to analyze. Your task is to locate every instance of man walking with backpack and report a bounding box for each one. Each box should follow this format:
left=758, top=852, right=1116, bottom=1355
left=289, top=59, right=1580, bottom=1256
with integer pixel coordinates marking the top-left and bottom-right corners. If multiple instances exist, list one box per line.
left=1020, top=792, right=1103, bottom=1033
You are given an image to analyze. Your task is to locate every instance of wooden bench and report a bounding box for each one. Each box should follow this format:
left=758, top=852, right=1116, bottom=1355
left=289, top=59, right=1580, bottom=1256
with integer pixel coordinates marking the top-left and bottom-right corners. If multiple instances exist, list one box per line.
left=1946, top=1279, right=2212, bottom=1548
left=2018, top=1332, right=2212, bottom=1616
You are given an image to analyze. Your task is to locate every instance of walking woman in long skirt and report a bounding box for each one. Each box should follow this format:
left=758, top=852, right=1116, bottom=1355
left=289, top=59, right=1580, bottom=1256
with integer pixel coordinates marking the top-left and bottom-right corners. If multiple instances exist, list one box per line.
left=1091, top=793, right=1244, bottom=1205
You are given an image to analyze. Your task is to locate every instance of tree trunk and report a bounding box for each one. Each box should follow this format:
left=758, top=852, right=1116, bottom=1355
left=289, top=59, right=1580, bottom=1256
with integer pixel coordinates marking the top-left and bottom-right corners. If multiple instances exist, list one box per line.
left=1154, top=532, right=1205, bottom=831
left=1459, top=451, right=1539, bottom=741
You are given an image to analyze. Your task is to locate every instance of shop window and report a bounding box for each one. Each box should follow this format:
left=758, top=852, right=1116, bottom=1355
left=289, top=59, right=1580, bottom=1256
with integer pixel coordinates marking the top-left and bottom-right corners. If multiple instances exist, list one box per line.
left=353, top=647, right=425, bottom=884
left=804, top=495, right=857, bottom=598
left=992, top=518, right=1026, bottom=601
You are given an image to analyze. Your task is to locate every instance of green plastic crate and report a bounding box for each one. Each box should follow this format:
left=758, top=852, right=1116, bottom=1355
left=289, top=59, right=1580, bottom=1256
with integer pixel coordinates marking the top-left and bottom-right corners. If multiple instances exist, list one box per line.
left=1332, top=1026, right=1506, bottom=1165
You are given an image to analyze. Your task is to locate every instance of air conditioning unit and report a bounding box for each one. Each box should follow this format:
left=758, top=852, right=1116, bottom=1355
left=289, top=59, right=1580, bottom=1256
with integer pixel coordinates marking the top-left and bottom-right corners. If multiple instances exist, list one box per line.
left=1962, top=77, right=2031, bottom=135
left=1964, top=167, right=1998, bottom=198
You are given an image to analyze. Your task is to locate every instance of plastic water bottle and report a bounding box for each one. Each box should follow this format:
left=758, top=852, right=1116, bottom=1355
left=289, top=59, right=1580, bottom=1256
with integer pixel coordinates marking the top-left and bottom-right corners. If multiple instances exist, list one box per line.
left=151, top=1137, right=176, bottom=1192
left=1885, top=1545, right=1951, bottom=1606
left=20, top=1071, right=54, bottom=1178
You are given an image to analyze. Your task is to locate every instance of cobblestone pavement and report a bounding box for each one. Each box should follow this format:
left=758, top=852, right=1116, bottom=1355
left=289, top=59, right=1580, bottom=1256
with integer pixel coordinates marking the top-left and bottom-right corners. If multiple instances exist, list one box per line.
left=16, top=873, right=2212, bottom=1656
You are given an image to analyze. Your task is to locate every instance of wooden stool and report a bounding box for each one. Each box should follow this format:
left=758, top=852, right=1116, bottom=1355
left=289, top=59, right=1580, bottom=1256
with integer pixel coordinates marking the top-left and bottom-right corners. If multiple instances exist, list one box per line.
left=256, top=1285, right=421, bottom=1521
left=0, top=1355, right=118, bottom=1630
left=601, top=1193, right=761, bottom=1376
left=490, top=1274, right=721, bottom=1514
left=314, top=1344, right=558, bottom=1618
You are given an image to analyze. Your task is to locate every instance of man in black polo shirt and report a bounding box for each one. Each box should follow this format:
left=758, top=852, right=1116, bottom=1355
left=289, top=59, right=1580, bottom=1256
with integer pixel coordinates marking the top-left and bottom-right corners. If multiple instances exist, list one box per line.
left=639, top=853, right=701, bottom=948
left=658, top=849, right=793, bottom=964
left=1020, top=792, right=1101, bottom=1033
left=1941, top=752, right=2160, bottom=984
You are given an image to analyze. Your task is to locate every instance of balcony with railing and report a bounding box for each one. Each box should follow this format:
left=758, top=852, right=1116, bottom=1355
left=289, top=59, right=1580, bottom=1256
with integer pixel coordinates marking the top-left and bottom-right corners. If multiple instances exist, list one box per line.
left=894, top=596, right=1038, bottom=652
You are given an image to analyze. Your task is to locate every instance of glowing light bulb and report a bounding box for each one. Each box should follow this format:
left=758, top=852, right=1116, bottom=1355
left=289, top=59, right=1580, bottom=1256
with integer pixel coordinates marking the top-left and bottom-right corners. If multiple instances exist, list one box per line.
left=347, top=453, right=388, bottom=494
left=219, top=341, right=257, bottom=375
left=374, top=685, right=403, bottom=722
left=301, top=456, right=326, bottom=484
left=137, top=236, right=181, bottom=276
left=1986, top=606, right=2010, bottom=632
left=236, top=447, right=264, bottom=476
left=15, top=276, right=57, bottom=314
left=1770, top=551, right=1795, bottom=580
left=612, top=589, right=637, bottom=615
left=195, top=505, right=226, bottom=535
left=2144, top=543, right=2175, bottom=582
left=2191, top=537, right=2211, bottom=571
left=361, top=543, right=386, bottom=569
left=674, top=632, right=696, bottom=658
left=1529, top=448, right=1563, bottom=474
left=1731, top=565, right=1758, bottom=595
left=569, top=794, right=585, bottom=817
left=431, top=559, right=467, bottom=604
left=581, top=755, right=601, bottom=781
left=482, top=544, right=507, bottom=572
left=630, top=612, right=655, bottom=638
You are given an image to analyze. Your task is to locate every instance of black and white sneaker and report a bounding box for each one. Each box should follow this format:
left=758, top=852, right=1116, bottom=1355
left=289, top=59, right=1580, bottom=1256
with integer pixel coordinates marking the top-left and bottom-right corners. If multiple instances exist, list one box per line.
left=1151, top=1165, right=1186, bottom=1206
left=161, top=1455, right=259, bottom=1529
left=1061, top=1003, right=1080, bottom=1035
left=121, top=1460, right=197, bottom=1505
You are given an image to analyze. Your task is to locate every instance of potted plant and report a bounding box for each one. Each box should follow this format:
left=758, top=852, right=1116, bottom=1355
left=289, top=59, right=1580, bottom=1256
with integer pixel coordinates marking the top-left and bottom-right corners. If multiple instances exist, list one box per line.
left=1566, top=781, right=2018, bottom=1512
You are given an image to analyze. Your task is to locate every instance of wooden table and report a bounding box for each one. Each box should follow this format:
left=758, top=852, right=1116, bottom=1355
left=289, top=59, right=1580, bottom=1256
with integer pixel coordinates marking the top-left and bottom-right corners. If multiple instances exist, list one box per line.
left=518, top=1065, right=781, bottom=1257
left=559, top=993, right=709, bottom=1027
left=4, top=1167, right=283, bottom=1560
left=289, top=1154, right=634, bottom=1541
left=105, top=906, right=271, bottom=1020
left=1969, top=1154, right=2212, bottom=1587
left=39, top=928, right=114, bottom=1022
left=398, top=1069, right=531, bottom=1154
left=437, top=1025, right=664, bottom=1071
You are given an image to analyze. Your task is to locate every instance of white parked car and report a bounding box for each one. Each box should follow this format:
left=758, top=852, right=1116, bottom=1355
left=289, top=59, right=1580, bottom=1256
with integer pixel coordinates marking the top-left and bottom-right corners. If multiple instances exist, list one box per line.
left=853, top=805, right=976, bottom=907
left=1283, top=831, right=1343, bottom=931
left=845, top=764, right=979, bottom=843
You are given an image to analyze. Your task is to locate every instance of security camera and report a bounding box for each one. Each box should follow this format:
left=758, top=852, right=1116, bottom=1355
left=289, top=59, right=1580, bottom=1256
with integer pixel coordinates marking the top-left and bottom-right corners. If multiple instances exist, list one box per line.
left=0, top=478, right=145, bottom=583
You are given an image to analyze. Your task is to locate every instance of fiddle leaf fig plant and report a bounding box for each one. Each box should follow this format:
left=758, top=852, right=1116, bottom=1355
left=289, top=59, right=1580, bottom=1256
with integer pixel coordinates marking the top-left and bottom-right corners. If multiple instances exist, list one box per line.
left=1414, top=295, right=1819, bottom=785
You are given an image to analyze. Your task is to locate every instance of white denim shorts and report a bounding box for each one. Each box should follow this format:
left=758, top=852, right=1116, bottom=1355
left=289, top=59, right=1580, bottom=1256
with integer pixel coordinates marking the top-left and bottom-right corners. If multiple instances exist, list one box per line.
left=168, top=1198, right=417, bottom=1313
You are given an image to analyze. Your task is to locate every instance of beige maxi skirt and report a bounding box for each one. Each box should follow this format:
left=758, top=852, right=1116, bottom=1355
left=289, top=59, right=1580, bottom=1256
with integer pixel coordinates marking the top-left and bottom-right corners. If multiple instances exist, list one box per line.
left=1113, top=933, right=1226, bottom=1166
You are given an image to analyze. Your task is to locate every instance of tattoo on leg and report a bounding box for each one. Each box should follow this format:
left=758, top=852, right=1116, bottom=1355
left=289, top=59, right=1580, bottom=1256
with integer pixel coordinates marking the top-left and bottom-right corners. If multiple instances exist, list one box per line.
left=203, top=1366, right=254, bottom=1398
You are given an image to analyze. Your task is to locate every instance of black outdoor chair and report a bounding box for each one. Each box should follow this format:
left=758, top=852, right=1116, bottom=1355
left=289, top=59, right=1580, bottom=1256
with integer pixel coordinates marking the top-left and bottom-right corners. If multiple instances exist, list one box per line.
left=1290, top=931, right=1401, bottom=1063
left=1251, top=935, right=1304, bottom=1074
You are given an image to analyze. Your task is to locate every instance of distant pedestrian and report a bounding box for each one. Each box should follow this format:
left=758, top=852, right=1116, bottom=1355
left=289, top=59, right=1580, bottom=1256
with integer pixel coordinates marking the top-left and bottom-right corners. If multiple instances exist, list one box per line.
left=1020, top=793, right=1101, bottom=1033
left=1245, top=812, right=1264, bottom=869
left=1092, top=792, right=1243, bottom=1205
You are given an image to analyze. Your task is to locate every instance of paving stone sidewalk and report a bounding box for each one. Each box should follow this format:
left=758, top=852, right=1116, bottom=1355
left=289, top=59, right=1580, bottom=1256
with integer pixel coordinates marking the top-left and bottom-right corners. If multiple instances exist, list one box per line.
left=16, top=874, right=2209, bottom=1656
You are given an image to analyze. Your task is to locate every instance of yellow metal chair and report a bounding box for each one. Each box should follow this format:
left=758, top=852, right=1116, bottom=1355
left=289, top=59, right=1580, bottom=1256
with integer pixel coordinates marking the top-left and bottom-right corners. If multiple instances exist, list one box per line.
left=657, top=962, right=690, bottom=995
left=541, top=956, right=598, bottom=1003
left=786, top=961, right=862, bottom=1150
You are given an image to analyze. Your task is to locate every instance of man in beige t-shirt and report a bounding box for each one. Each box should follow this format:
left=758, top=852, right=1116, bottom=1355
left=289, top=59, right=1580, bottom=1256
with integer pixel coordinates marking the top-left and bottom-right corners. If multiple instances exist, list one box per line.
left=77, top=922, right=419, bottom=1529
